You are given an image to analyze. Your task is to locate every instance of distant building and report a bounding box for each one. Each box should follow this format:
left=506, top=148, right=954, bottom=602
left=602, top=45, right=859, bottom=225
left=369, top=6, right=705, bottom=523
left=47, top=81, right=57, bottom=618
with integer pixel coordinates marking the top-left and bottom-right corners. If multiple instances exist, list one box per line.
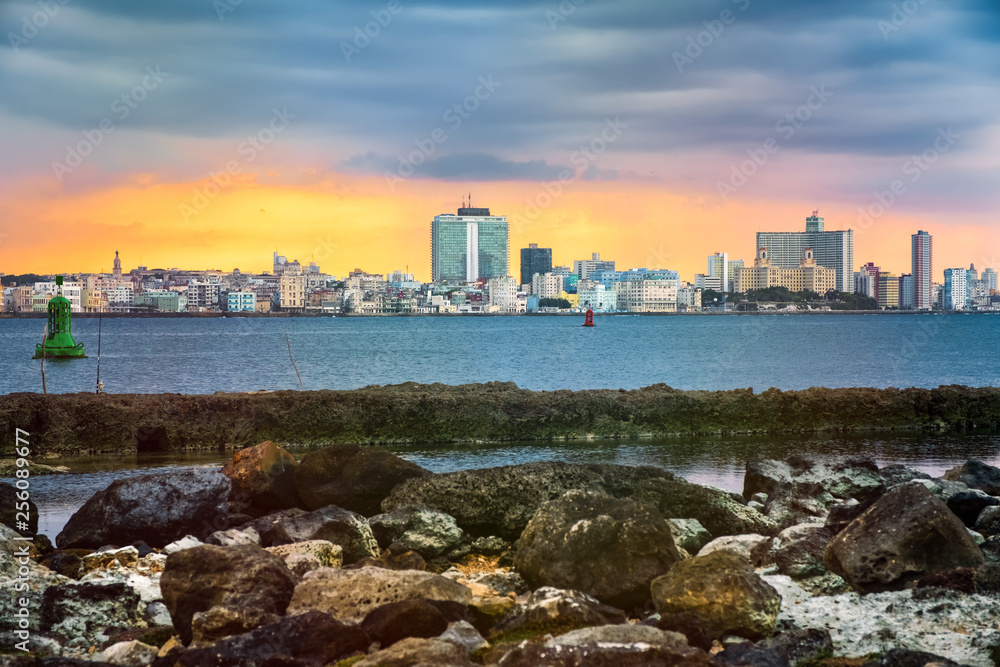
left=693, top=274, right=723, bottom=292
left=736, top=247, right=836, bottom=294
left=876, top=273, right=898, bottom=310
left=488, top=276, right=523, bottom=313
left=707, top=252, right=741, bottom=292
left=431, top=205, right=509, bottom=283
left=520, top=244, right=553, bottom=287
left=854, top=262, right=880, bottom=298
left=573, top=253, right=615, bottom=280
left=911, top=231, right=933, bottom=310
left=280, top=274, right=306, bottom=311
left=112, top=251, right=122, bottom=281
left=756, top=212, right=854, bottom=293
left=532, top=272, right=564, bottom=299
left=577, top=281, right=617, bottom=312
left=227, top=291, right=256, bottom=312
left=135, top=290, right=185, bottom=312
left=943, top=268, right=968, bottom=310
left=614, top=279, right=677, bottom=313
left=898, top=274, right=915, bottom=310
left=983, top=268, right=998, bottom=294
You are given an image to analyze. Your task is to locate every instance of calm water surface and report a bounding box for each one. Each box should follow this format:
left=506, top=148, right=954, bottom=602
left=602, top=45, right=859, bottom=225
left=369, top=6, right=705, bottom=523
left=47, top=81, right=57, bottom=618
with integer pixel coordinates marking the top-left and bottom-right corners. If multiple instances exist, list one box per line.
left=0, top=314, right=998, bottom=394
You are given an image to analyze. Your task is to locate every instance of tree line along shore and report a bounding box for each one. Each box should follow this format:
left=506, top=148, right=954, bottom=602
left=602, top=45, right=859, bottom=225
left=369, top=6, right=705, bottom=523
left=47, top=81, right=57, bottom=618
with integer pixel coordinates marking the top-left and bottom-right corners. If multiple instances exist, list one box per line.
left=2, top=383, right=1000, bottom=455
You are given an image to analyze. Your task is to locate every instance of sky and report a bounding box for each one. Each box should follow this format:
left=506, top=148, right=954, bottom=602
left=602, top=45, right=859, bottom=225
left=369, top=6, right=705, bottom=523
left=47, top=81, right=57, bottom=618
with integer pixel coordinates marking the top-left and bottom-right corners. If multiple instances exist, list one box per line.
left=1, top=0, right=998, bottom=282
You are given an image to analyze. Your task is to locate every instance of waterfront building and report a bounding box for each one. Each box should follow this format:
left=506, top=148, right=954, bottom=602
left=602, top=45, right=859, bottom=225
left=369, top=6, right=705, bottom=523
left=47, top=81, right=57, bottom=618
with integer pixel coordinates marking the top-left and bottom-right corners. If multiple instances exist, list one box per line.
left=577, top=281, right=617, bottom=312
left=707, top=252, right=741, bottom=292
left=135, top=291, right=186, bottom=312
left=227, top=291, right=256, bottom=312
left=876, top=272, right=898, bottom=310
left=573, top=253, right=615, bottom=279
left=693, top=274, right=723, bottom=292
left=614, top=279, right=677, bottom=313
left=487, top=276, right=524, bottom=313
left=736, top=247, right=836, bottom=294
left=911, top=230, right=933, bottom=310
left=186, top=281, right=221, bottom=310
left=855, top=262, right=879, bottom=298
left=983, top=268, right=998, bottom=294
left=677, top=282, right=702, bottom=312
left=899, top=274, right=915, bottom=309
left=756, top=212, right=854, bottom=293
left=532, top=272, right=564, bottom=299
left=520, top=244, right=553, bottom=287
left=279, top=274, right=306, bottom=311
left=35, top=281, right=83, bottom=312
left=431, top=205, right=509, bottom=283
left=943, top=268, right=968, bottom=310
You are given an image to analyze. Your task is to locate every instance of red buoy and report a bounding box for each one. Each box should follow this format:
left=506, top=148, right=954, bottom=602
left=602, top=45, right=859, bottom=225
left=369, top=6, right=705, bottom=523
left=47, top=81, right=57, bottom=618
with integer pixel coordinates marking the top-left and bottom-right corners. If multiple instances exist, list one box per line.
left=582, top=309, right=595, bottom=327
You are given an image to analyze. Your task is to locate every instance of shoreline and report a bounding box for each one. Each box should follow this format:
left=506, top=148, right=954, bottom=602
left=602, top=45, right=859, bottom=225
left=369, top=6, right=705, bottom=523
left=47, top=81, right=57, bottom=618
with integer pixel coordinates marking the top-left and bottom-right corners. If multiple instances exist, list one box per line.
left=2, top=383, right=1000, bottom=456
left=1, top=310, right=995, bottom=319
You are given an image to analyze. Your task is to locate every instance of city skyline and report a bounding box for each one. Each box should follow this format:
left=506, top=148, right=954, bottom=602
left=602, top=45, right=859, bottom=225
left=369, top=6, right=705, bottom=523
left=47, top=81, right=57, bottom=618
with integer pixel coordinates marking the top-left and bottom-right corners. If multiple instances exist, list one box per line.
left=1, top=2, right=998, bottom=281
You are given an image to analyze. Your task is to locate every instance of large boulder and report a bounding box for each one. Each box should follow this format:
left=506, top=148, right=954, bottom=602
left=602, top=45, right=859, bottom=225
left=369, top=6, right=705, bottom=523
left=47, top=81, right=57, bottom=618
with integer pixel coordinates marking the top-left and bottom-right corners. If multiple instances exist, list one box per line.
left=745, top=456, right=885, bottom=504
left=0, top=481, right=38, bottom=536
left=287, top=566, right=472, bottom=623
left=946, top=489, right=1000, bottom=527
left=514, top=490, right=681, bottom=608
left=294, top=444, right=432, bottom=516
left=666, top=519, right=712, bottom=554
left=499, top=634, right=712, bottom=666
left=41, top=582, right=146, bottom=644
left=56, top=469, right=230, bottom=549
left=774, top=524, right=833, bottom=580
left=942, top=459, right=1000, bottom=495
left=159, top=544, right=297, bottom=645
left=354, top=637, right=473, bottom=667
left=149, top=610, right=370, bottom=667
left=762, top=482, right=837, bottom=530
left=824, top=482, right=985, bottom=593
left=222, top=441, right=302, bottom=513
left=697, top=534, right=776, bottom=568
left=381, top=461, right=676, bottom=540
left=360, top=599, right=449, bottom=648
left=650, top=550, right=781, bottom=641
left=368, top=506, right=464, bottom=558
left=632, top=477, right=777, bottom=538
left=269, top=506, right=379, bottom=563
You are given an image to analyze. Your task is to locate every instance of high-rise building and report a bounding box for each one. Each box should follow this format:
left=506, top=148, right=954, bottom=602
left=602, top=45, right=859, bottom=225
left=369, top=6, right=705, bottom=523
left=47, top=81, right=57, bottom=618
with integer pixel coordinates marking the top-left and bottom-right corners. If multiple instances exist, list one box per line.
left=855, top=262, right=879, bottom=298
left=431, top=205, right=509, bottom=283
left=573, top=253, right=615, bottom=279
left=943, top=268, right=968, bottom=310
left=983, top=268, right=998, bottom=294
left=531, top=273, right=564, bottom=299
left=520, top=244, right=553, bottom=287
left=911, top=230, right=933, bottom=310
left=899, top=274, right=915, bottom=309
left=756, top=212, right=854, bottom=293
left=876, top=272, right=898, bottom=310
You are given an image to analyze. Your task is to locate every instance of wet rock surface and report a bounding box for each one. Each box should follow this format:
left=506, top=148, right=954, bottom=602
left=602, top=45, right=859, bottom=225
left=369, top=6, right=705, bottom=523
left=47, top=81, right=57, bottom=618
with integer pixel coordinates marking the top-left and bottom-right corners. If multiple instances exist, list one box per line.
left=221, top=440, right=301, bottom=514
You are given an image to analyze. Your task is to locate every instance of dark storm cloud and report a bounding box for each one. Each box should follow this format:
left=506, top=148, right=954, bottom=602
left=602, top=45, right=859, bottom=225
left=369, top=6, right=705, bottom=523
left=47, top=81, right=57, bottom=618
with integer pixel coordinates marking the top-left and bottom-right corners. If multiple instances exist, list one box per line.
left=1, top=0, right=998, bottom=189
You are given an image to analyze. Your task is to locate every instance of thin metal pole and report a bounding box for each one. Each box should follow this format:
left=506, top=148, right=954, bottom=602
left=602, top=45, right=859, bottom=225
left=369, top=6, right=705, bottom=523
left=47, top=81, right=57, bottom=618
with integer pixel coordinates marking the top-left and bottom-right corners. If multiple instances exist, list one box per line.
left=95, top=305, right=103, bottom=393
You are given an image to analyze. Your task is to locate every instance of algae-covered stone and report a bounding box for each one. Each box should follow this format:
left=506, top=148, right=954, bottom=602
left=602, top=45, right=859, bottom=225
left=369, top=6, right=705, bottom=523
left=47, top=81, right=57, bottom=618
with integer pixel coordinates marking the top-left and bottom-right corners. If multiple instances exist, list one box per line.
left=651, top=550, right=781, bottom=641
left=633, top=477, right=778, bottom=538
left=514, top=490, right=681, bottom=608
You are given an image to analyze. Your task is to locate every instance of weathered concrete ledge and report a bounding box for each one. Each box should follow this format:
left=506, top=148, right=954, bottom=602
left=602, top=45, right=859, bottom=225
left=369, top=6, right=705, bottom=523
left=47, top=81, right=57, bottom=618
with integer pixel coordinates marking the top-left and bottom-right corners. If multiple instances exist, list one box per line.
left=2, top=382, right=1000, bottom=455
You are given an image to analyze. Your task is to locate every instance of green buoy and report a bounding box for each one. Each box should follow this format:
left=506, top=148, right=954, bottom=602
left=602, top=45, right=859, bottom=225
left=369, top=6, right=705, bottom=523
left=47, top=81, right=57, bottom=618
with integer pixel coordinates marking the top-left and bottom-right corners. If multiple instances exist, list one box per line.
left=33, top=276, right=86, bottom=359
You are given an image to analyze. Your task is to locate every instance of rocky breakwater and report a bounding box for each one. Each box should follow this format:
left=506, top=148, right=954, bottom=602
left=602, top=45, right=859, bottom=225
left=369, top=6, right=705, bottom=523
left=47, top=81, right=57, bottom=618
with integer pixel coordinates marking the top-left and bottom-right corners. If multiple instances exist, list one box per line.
left=6, top=382, right=1000, bottom=455
left=4, top=442, right=1000, bottom=665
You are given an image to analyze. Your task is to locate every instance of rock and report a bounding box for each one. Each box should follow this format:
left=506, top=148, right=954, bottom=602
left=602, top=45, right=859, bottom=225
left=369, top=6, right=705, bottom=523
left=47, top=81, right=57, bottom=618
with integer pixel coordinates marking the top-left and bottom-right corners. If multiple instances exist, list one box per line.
left=715, top=628, right=833, bottom=667
left=496, top=637, right=713, bottom=666
left=981, top=536, right=1000, bottom=565
left=269, top=505, right=379, bottom=564
left=354, top=637, right=473, bottom=667
left=221, top=441, right=302, bottom=513
left=287, top=566, right=472, bottom=623
left=98, top=640, right=158, bottom=666
left=469, top=536, right=510, bottom=556
left=651, top=550, right=781, bottom=641
left=915, top=567, right=977, bottom=594
left=56, top=470, right=231, bottom=549
left=546, top=624, right=685, bottom=647
left=440, top=621, right=488, bottom=655
left=976, top=505, right=1000, bottom=532
left=947, top=489, right=1000, bottom=527
left=361, top=598, right=449, bottom=648
left=382, top=461, right=677, bottom=540
left=149, top=610, right=370, bottom=667
left=667, top=519, right=712, bottom=554
left=41, top=582, right=146, bottom=644
left=824, top=498, right=868, bottom=535
left=368, top=506, right=465, bottom=558
left=879, top=464, right=932, bottom=488
left=294, top=444, right=432, bottom=517
left=163, top=536, right=204, bottom=554
left=455, top=570, right=527, bottom=596
left=242, top=508, right=308, bottom=546
left=745, top=456, right=886, bottom=504
left=491, top=587, right=626, bottom=636
left=751, top=492, right=768, bottom=505
left=942, top=459, right=1000, bottom=495
left=697, top=534, right=777, bottom=568
left=80, top=546, right=139, bottom=574
left=774, top=525, right=833, bottom=580
left=265, top=540, right=343, bottom=577
left=767, top=574, right=1000, bottom=666
left=927, top=477, right=971, bottom=500
left=763, top=482, right=837, bottom=530
left=514, top=490, right=681, bottom=608
left=352, top=543, right=427, bottom=571
left=0, top=481, right=38, bottom=536
left=205, top=527, right=260, bottom=547
left=872, top=648, right=969, bottom=667
left=633, top=477, right=778, bottom=539
left=824, top=482, right=986, bottom=593
left=40, top=549, right=92, bottom=579
left=747, top=501, right=765, bottom=513
left=159, top=544, right=297, bottom=645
